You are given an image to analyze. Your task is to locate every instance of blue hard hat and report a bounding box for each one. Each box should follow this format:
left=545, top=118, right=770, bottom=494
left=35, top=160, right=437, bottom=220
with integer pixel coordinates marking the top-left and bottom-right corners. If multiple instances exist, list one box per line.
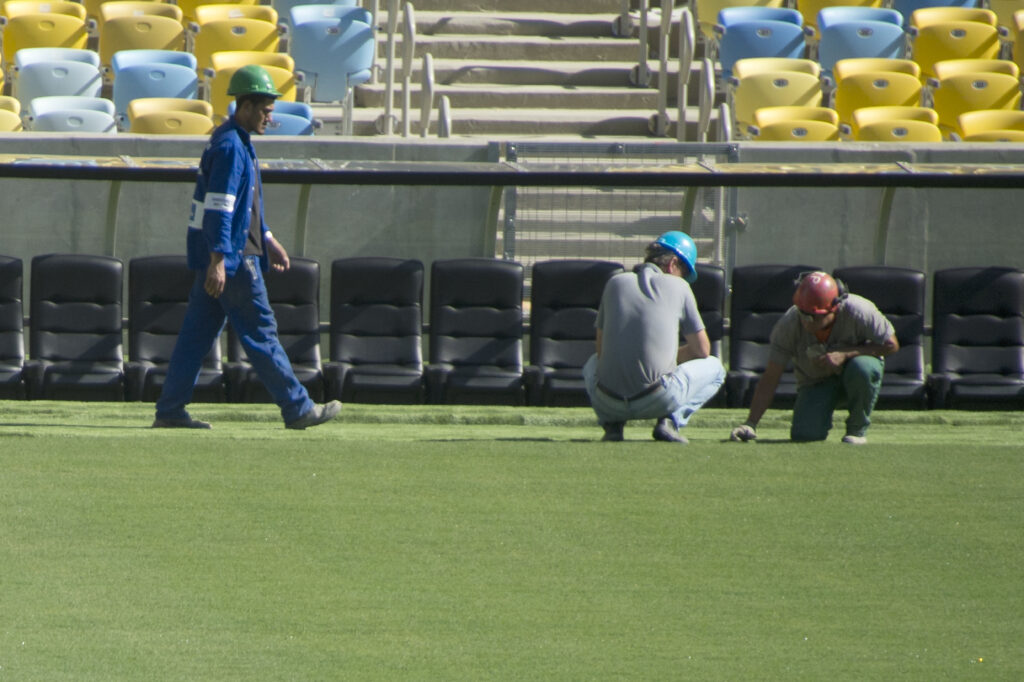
left=654, top=231, right=698, bottom=283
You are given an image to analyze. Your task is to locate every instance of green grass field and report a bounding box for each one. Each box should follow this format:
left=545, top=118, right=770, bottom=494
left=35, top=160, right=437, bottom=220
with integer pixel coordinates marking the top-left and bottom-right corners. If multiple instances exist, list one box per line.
left=1, top=401, right=1022, bottom=680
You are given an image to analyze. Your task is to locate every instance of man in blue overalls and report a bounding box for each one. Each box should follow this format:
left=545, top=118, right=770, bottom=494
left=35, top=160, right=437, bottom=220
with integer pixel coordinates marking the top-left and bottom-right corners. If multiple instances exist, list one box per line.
left=154, top=65, right=341, bottom=430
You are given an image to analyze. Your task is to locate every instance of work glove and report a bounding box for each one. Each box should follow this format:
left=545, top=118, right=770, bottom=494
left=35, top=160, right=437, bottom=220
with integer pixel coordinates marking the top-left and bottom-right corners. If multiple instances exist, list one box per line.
left=730, top=421, right=757, bottom=442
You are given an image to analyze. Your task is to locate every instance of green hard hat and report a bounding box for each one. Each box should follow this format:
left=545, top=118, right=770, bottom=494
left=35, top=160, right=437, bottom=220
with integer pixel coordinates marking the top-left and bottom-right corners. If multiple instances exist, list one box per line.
left=227, top=65, right=282, bottom=98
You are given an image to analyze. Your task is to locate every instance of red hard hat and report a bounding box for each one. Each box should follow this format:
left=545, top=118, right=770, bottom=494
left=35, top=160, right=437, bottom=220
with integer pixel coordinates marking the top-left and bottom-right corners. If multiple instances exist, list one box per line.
left=793, top=271, right=840, bottom=314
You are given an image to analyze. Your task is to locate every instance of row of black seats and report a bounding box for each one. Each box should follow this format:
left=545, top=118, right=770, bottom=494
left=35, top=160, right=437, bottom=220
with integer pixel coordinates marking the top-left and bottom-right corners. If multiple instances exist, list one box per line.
left=1, top=254, right=1022, bottom=409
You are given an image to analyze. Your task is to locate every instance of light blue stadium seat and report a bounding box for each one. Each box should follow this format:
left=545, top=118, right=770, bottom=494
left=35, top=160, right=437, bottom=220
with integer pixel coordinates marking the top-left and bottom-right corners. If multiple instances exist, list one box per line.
left=28, top=94, right=115, bottom=124
left=30, top=108, right=117, bottom=133
left=288, top=6, right=374, bottom=132
left=273, top=0, right=358, bottom=23
left=817, top=7, right=908, bottom=79
left=12, top=49, right=103, bottom=108
left=110, top=51, right=199, bottom=129
left=713, top=7, right=807, bottom=81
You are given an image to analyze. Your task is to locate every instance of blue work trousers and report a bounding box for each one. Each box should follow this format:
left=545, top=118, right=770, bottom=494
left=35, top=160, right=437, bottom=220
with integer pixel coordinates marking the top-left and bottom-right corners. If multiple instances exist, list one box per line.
left=155, top=258, right=314, bottom=423
left=583, top=354, right=725, bottom=429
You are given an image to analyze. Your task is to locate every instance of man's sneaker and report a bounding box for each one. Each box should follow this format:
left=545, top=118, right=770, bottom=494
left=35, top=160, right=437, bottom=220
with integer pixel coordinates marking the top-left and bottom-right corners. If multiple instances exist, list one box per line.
left=842, top=434, right=867, bottom=445
left=152, top=416, right=211, bottom=429
left=653, top=417, right=688, bottom=444
left=286, top=400, right=342, bottom=430
left=602, top=422, right=625, bottom=442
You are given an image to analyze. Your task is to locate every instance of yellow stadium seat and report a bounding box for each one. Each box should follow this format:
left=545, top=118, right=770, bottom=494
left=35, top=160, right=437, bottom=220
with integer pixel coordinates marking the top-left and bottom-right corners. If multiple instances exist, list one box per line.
left=910, top=20, right=1000, bottom=79
left=832, top=57, right=922, bottom=83
left=191, top=3, right=276, bottom=26
left=0, top=108, right=23, bottom=130
left=957, top=108, right=1024, bottom=140
left=173, top=0, right=257, bottom=25
left=929, top=71, right=1022, bottom=138
left=97, top=14, right=186, bottom=70
left=0, top=12, right=88, bottom=65
left=855, top=118, right=943, bottom=141
left=730, top=69, right=824, bottom=138
left=129, top=109, right=214, bottom=133
left=846, top=104, right=939, bottom=137
left=909, top=7, right=997, bottom=30
left=0, top=94, right=19, bottom=113
left=96, top=1, right=183, bottom=29
left=126, top=96, right=213, bottom=119
left=1, top=0, right=86, bottom=20
left=753, top=104, right=840, bottom=128
left=189, top=17, right=280, bottom=71
left=204, top=50, right=296, bottom=119
left=731, top=57, right=822, bottom=79
left=1011, top=9, right=1024, bottom=73
left=833, top=70, right=923, bottom=123
left=931, top=57, right=1020, bottom=79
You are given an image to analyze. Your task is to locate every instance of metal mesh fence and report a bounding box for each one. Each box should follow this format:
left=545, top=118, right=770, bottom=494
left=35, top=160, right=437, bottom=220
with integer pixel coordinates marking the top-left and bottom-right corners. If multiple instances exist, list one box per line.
left=495, top=142, right=737, bottom=304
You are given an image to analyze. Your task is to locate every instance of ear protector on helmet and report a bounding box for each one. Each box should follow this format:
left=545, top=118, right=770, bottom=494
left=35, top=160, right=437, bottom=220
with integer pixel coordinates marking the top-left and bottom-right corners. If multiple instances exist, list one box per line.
left=793, top=271, right=849, bottom=314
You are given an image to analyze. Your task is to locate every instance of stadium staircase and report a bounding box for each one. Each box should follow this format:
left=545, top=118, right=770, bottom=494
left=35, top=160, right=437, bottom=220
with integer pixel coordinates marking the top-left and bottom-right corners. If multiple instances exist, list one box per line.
left=330, top=0, right=699, bottom=138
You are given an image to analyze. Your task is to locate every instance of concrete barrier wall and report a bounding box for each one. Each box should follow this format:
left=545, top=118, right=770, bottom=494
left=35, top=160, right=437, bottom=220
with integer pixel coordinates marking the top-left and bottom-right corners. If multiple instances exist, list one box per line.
left=1, top=134, right=1021, bottom=313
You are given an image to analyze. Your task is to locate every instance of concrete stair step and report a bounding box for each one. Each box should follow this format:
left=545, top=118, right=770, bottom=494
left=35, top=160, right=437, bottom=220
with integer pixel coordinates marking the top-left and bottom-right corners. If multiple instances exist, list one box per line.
left=424, top=58, right=635, bottom=86
left=317, top=103, right=714, bottom=139
left=398, top=33, right=638, bottom=62
left=355, top=83, right=659, bottom=110
left=413, top=11, right=618, bottom=37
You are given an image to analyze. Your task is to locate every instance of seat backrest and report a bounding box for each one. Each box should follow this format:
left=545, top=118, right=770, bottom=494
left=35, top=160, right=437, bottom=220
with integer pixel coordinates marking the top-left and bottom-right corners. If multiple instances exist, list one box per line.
left=716, top=16, right=807, bottom=79
left=28, top=94, right=115, bottom=117
left=31, top=108, right=117, bottom=132
left=173, top=0, right=258, bottom=24
left=429, top=258, right=524, bottom=372
left=932, top=57, right=1019, bottom=79
left=833, top=70, right=923, bottom=123
left=731, top=70, right=823, bottom=131
left=0, top=255, right=25, bottom=366
left=275, top=0, right=360, bottom=24
left=112, top=62, right=199, bottom=123
left=192, top=3, right=277, bottom=25
left=0, top=109, right=22, bottom=131
left=329, top=257, right=424, bottom=370
left=529, top=259, right=623, bottom=371
left=98, top=15, right=186, bottom=67
left=13, top=59, right=102, bottom=108
left=98, top=1, right=183, bottom=25
left=693, top=263, right=727, bottom=357
left=957, top=108, right=1024, bottom=138
left=729, top=264, right=820, bottom=372
left=29, top=254, right=123, bottom=363
left=818, top=17, right=908, bottom=75
left=191, top=18, right=280, bottom=71
left=932, top=267, right=1024, bottom=377
left=2, top=13, right=89, bottom=65
left=14, top=46, right=99, bottom=68
left=129, top=109, right=214, bottom=134
left=910, top=20, right=999, bottom=79
left=208, top=61, right=296, bottom=118
left=752, top=118, right=840, bottom=140
left=111, top=49, right=197, bottom=74
left=289, top=15, right=374, bottom=102
left=855, top=118, right=944, bottom=140
left=288, top=3, right=368, bottom=26
left=893, top=0, right=981, bottom=27
left=695, top=0, right=788, bottom=40
left=263, top=257, right=321, bottom=365
left=833, top=56, right=922, bottom=81
left=128, top=255, right=220, bottom=368
left=834, top=265, right=925, bottom=378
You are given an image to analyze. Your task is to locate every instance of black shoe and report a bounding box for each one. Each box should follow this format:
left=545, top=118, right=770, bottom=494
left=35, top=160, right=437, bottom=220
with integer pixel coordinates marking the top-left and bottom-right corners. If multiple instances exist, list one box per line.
left=652, top=417, right=688, bottom=444
left=285, top=400, right=342, bottom=430
left=601, top=422, right=625, bottom=442
left=152, top=416, right=211, bottom=429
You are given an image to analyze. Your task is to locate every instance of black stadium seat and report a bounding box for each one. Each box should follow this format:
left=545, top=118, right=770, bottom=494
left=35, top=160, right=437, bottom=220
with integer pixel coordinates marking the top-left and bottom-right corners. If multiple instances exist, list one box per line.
left=525, top=259, right=623, bottom=406
left=834, top=265, right=928, bottom=409
left=726, top=264, right=821, bottom=408
left=226, top=257, right=325, bottom=403
left=929, top=267, right=1024, bottom=409
left=25, top=254, right=125, bottom=401
left=426, top=258, right=525, bottom=405
left=0, top=255, right=25, bottom=399
left=126, top=255, right=226, bottom=403
left=325, top=257, right=425, bottom=404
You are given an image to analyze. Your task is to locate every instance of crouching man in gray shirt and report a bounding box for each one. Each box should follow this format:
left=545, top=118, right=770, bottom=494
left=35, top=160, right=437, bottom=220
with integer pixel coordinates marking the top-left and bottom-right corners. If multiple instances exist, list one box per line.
left=583, top=231, right=726, bottom=444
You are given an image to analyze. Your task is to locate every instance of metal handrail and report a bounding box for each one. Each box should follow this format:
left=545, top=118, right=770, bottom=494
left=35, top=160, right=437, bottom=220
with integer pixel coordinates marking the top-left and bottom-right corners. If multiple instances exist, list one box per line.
left=697, top=57, right=715, bottom=141
left=676, top=8, right=695, bottom=141
left=378, top=0, right=399, bottom=134
left=649, top=0, right=676, bottom=136
left=629, top=0, right=652, bottom=86
left=438, top=95, right=451, bottom=138
left=613, top=0, right=633, bottom=37
left=401, top=3, right=416, bottom=137
left=419, top=52, right=435, bottom=137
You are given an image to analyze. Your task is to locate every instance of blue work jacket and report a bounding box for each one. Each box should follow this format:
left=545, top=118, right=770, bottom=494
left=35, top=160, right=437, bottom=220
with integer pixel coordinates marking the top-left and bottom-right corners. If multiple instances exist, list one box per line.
left=187, top=118, right=270, bottom=276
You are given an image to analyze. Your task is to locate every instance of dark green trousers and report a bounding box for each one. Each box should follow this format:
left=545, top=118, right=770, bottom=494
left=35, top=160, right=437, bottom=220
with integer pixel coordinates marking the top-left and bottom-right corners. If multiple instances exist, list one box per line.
left=791, top=356, right=884, bottom=442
